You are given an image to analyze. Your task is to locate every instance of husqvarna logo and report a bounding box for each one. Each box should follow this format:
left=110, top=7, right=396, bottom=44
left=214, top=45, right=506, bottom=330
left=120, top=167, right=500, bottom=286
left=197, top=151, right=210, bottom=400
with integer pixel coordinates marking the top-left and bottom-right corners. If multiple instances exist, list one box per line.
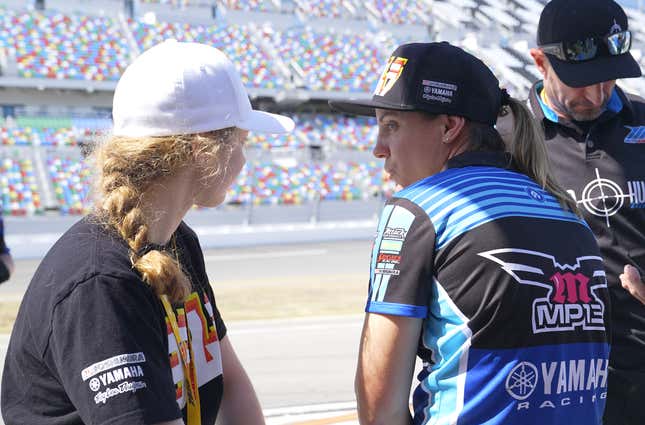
left=479, top=249, right=607, bottom=334
left=566, top=168, right=645, bottom=227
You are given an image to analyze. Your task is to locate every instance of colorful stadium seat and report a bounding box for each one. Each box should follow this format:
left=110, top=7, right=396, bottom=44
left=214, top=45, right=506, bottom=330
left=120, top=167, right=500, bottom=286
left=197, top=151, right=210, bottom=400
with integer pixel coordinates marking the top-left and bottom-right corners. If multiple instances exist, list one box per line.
left=0, top=8, right=131, bottom=81
left=129, top=19, right=287, bottom=88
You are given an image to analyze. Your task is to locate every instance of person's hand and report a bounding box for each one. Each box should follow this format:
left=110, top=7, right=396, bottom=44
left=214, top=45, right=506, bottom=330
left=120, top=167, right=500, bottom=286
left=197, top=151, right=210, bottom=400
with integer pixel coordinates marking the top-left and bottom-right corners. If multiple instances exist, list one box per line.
left=620, top=264, right=645, bottom=305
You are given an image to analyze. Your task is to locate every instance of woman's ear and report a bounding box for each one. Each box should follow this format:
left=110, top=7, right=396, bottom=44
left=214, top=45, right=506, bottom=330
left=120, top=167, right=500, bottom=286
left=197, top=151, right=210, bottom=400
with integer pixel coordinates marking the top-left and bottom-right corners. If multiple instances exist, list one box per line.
left=443, top=115, right=466, bottom=144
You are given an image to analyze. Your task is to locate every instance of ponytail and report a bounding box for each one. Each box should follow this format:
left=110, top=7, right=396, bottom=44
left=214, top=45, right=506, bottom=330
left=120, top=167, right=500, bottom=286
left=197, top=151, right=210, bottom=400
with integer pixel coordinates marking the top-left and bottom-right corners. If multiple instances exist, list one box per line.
left=505, top=98, right=579, bottom=215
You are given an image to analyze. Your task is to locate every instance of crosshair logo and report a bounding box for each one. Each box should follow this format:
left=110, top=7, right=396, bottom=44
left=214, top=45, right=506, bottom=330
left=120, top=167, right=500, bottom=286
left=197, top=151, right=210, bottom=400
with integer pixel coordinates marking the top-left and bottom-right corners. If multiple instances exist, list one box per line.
left=576, top=168, right=631, bottom=227
left=505, top=361, right=538, bottom=400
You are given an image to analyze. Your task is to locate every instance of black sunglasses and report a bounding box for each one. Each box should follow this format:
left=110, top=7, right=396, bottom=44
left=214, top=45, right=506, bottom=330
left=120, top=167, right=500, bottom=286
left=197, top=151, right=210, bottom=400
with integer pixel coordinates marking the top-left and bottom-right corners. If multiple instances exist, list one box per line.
left=539, top=30, right=632, bottom=62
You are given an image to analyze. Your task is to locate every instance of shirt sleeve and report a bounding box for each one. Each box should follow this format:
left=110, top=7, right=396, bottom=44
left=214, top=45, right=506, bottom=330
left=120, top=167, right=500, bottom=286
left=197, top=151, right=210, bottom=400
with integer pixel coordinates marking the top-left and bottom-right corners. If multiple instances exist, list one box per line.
left=0, top=218, right=9, bottom=254
left=204, top=282, right=227, bottom=340
left=46, top=274, right=182, bottom=425
left=366, top=198, right=436, bottom=318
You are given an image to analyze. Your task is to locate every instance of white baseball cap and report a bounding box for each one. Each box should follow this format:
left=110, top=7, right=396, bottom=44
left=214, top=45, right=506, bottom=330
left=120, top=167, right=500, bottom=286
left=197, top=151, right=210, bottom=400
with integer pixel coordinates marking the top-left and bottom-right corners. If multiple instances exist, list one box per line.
left=112, top=39, right=294, bottom=137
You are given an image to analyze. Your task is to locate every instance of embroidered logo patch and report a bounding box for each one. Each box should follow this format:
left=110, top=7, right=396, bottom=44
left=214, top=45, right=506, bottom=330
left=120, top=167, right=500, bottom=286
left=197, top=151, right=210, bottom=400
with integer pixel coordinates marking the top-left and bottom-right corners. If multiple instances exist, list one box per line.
left=81, top=352, right=146, bottom=381
left=480, top=249, right=607, bottom=334
left=374, top=56, right=408, bottom=97
left=624, top=126, right=645, bottom=144
left=420, top=80, right=458, bottom=104
left=81, top=352, right=148, bottom=405
left=609, top=19, right=622, bottom=35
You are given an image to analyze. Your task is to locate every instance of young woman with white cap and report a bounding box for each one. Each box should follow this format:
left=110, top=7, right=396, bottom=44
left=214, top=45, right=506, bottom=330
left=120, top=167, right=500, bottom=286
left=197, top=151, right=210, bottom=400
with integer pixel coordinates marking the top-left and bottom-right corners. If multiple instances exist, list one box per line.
left=1, top=40, right=293, bottom=425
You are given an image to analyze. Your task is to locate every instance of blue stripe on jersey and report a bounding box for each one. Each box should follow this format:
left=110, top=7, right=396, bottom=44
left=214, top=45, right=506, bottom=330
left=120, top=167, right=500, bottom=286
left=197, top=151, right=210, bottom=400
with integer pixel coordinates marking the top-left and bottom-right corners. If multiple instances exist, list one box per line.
left=366, top=301, right=427, bottom=318
left=413, top=278, right=472, bottom=425
left=403, top=168, right=512, bottom=204
left=397, top=167, right=586, bottom=251
left=368, top=205, right=416, bottom=308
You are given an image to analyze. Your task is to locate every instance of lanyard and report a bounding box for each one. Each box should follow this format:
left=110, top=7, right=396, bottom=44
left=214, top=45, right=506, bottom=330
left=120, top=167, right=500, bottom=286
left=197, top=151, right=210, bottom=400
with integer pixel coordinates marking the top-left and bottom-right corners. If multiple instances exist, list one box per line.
left=161, top=295, right=201, bottom=425
left=540, top=87, right=550, bottom=108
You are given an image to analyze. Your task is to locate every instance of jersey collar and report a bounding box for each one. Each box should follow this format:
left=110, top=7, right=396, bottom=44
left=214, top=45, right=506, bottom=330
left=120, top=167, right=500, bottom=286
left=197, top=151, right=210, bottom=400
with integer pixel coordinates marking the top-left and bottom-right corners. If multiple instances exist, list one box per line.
left=446, top=151, right=513, bottom=170
left=533, top=81, right=623, bottom=124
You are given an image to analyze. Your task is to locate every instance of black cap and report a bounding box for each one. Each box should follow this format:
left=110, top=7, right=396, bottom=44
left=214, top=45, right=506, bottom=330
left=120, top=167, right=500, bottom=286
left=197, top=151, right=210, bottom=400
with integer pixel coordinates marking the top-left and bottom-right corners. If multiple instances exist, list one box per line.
left=537, top=0, right=642, bottom=87
left=329, top=42, right=504, bottom=126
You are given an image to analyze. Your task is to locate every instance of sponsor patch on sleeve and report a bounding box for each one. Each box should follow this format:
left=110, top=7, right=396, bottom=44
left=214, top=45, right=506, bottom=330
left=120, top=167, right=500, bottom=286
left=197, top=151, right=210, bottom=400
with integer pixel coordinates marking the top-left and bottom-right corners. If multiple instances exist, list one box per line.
left=81, top=352, right=148, bottom=405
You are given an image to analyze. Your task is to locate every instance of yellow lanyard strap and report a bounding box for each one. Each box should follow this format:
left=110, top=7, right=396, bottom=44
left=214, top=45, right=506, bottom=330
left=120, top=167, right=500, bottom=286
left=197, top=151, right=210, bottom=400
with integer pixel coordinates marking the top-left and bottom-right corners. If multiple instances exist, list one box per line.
left=161, top=295, right=201, bottom=425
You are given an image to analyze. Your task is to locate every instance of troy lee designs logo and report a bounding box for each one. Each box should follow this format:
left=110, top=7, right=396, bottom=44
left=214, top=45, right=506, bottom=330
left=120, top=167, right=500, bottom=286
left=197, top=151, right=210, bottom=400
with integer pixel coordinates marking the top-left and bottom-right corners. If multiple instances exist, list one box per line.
left=479, top=249, right=607, bottom=334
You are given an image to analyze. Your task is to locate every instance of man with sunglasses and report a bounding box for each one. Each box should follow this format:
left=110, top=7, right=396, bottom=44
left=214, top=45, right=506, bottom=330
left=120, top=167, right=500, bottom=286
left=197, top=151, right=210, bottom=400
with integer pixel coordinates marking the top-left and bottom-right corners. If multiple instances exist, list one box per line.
left=527, top=0, right=645, bottom=424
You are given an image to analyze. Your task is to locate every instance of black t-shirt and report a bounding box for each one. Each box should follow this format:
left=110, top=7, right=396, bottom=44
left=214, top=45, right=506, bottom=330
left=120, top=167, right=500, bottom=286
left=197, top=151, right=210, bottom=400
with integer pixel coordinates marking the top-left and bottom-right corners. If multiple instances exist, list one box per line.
left=1, top=217, right=227, bottom=425
left=0, top=218, right=9, bottom=254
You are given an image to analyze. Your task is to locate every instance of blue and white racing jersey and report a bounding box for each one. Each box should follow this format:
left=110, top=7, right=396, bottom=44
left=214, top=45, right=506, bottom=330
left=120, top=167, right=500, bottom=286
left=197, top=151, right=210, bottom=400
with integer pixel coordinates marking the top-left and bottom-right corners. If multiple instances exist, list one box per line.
left=367, top=151, right=611, bottom=425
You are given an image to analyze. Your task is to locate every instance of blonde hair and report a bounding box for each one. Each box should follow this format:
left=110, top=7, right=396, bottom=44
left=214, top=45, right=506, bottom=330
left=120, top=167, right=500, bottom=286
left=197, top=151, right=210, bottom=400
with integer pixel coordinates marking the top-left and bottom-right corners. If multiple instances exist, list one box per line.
left=505, top=98, right=579, bottom=215
left=463, top=99, right=578, bottom=215
left=91, top=128, right=236, bottom=302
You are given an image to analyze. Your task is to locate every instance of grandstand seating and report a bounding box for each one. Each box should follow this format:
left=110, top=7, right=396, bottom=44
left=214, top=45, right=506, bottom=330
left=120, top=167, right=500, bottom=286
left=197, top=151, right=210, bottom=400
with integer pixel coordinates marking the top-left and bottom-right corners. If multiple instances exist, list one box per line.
left=369, top=0, right=432, bottom=25
left=220, top=0, right=280, bottom=13
left=227, top=160, right=390, bottom=205
left=0, top=8, right=130, bottom=81
left=46, top=153, right=92, bottom=215
left=0, top=114, right=393, bottom=213
left=297, top=115, right=377, bottom=151
left=139, top=0, right=190, bottom=6
left=128, top=19, right=287, bottom=88
left=263, top=26, right=391, bottom=92
left=2, top=0, right=645, bottom=216
left=0, top=152, right=42, bottom=215
left=1, top=127, right=37, bottom=146
left=1, top=120, right=103, bottom=147
left=247, top=131, right=305, bottom=150
left=294, top=0, right=359, bottom=19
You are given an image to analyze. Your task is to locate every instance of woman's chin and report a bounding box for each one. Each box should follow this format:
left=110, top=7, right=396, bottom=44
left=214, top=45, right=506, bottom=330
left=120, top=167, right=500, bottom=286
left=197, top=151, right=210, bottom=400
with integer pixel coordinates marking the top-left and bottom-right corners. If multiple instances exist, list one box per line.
left=195, top=194, right=226, bottom=209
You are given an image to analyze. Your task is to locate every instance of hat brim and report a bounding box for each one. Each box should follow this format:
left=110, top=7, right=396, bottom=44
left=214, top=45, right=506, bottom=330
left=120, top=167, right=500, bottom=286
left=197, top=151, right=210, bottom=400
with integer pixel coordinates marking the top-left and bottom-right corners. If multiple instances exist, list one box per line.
left=328, top=98, right=415, bottom=117
left=238, top=110, right=295, bottom=134
left=546, top=52, right=642, bottom=88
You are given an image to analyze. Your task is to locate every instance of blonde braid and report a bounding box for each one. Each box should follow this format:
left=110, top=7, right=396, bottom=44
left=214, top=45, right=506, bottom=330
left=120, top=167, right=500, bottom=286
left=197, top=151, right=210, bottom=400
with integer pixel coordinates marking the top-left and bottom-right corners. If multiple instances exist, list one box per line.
left=92, top=130, right=235, bottom=303
left=95, top=138, right=191, bottom=302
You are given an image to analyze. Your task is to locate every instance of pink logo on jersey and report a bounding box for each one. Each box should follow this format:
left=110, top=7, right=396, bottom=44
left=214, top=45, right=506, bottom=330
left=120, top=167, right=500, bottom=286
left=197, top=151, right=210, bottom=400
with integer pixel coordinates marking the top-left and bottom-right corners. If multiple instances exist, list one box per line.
left=479, top=249, right=608, bottom=334
left=550, top=272, right=591, bottom=304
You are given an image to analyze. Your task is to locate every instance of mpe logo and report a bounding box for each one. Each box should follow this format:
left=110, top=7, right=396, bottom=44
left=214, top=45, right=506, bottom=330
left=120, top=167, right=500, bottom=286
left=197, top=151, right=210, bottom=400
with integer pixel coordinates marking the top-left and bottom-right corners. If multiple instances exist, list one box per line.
left=479, top=249, right=607, bottom=334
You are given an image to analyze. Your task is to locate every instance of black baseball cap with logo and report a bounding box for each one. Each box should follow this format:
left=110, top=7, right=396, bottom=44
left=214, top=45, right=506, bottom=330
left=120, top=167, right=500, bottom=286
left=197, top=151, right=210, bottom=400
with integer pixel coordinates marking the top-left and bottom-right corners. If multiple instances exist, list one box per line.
left=537, top=0, right=642, bottom=87
left=329, top=42, right=505, bottom=126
